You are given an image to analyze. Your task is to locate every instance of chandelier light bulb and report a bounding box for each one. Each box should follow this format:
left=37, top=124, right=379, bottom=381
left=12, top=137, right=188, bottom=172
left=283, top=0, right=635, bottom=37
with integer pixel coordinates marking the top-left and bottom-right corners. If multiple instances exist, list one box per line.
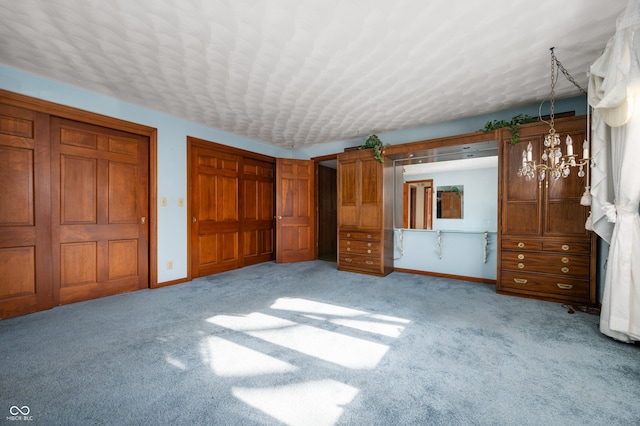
left=566, top=135, right=573, bottom=156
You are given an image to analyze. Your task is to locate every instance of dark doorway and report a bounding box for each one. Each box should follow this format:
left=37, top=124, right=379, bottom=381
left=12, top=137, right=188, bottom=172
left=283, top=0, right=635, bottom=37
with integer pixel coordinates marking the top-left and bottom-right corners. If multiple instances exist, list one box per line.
left=317, top=163, right=337, bottom=262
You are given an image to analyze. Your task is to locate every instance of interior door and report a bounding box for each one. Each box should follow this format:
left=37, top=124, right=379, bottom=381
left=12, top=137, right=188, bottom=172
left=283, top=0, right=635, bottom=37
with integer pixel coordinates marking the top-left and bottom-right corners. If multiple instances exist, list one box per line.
left=190, top=144, right=242, bottom=277
left=275, top=158, right=316, bottom=263
left=241, top=157, right=275, bottom=266
left=0, top=104, right=53, bottom=318
left=50, top=117, right=149, bottom=305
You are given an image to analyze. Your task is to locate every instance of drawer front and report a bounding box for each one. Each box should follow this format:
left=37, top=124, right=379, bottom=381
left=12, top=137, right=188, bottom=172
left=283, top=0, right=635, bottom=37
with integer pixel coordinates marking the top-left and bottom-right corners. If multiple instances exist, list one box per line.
left=501, top=239, right=543, bottom=251
left=339, top=254, right=382, bottom=272
left=339, top=230, right=381, bottom=241
left=339, top=240, right=381, bottom=255
left=543, top=240, right=591, bottom=255
left=500, top=271, right=590, bottom=298
left=501, top=252, right=590, bottom=278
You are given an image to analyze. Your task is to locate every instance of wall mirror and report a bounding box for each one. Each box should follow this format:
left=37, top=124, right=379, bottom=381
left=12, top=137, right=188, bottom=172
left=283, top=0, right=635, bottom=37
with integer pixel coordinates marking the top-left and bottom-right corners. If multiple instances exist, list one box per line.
left=390, top=139, right=499, bottom=231
left=436, top=185, right=463, bottom=219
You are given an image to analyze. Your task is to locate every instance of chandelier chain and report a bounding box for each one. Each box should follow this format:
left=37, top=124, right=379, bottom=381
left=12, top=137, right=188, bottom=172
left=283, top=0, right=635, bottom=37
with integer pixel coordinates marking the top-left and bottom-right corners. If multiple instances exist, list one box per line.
left=550, top=47, right=588, bottom=96
left=549, top=48, right=557, bottom=128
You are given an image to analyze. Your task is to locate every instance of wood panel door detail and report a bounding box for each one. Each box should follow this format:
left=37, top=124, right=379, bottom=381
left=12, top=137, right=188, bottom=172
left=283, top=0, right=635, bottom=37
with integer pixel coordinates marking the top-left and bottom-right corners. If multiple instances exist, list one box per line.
left=51, top=118, right=149, bottom=305
left=0, top=104, right=52, bottom=318
left=501, top=123, right=589, bottom=238
left=242, top=158, right=275, bottom=266
left=275, top=159, right=316, bottom=263
left=188, top=139, right=276, bottom=277
left=337, top=154, right=382, bottom=230
left=190, top=146, right=242, bottom=276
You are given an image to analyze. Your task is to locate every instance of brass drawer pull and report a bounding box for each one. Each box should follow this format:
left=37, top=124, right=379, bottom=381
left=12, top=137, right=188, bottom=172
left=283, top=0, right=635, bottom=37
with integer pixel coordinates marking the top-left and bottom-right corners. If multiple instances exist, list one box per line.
left=347, top=247, right=351, bottom=251
left=347, top=241, right=351, bottom=245
left=518, top=242, right=525, bottom=248
left=561, top=267, right=569, bottom=273
left=367, top=249, right=371, bottom=254
left=557, top=283, right=573, bottom=290
left=561, top=257, right=569, bottom=264
left=513, top=278, right=528, bottom=284
left=346, top=233, right=351, bottom=238
left=517, top=263, right=525, bottom=269
left=344, top=258, right=352, bottom=263
left=367, top=243, right=372, bottom=247
left=367, top=234, right=372, bottom=239
left=365, top=260, right=374, bottom=265
left=517, top=254, right=525, bottom=260
left=561, top=244, right=569, bottom=251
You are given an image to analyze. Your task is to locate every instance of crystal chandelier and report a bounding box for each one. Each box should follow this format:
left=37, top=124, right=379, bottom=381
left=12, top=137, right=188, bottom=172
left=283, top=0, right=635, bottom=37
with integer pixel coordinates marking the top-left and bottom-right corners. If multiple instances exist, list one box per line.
left=518, top=48, right=590, bottom=181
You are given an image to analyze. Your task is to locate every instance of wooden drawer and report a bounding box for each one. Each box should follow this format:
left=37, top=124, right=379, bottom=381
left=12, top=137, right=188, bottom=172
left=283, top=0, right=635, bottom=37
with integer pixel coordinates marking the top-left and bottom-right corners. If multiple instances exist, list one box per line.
left=339, top=230, right=381, bottom=241
left=339, top=239, right=381, bottom=256
left=543, top=240, right=591, bottom=255
left=501, top=252, right=590, bottom=278
left=500, top=271, right=590, bottom=299
left=501, top=239, right=543, bottom=251
left=339, top=253, right=382, bottom=272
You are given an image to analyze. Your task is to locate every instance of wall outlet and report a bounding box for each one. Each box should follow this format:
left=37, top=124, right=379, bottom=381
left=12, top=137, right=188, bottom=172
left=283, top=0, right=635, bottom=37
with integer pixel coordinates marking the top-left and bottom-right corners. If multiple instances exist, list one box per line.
left=160, top=196, right=167, bottom=207
left=178, top=197, right=184, bottom=207
left=166, top=260, right=173, bottom=270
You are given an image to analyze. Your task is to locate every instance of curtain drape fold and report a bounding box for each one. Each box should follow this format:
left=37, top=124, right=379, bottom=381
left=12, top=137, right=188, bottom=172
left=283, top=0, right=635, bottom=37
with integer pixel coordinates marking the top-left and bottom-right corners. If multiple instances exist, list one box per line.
left=588, top=0, right=640, bottom=343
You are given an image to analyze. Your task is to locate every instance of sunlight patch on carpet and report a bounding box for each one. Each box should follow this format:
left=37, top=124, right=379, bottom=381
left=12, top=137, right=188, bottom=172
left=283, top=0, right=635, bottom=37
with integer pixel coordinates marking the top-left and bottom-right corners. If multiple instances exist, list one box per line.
left=330, top=318, right=405, bottom=337
left=164, top=355, right=187, bottom=371
left=207, top=312, right=389, bottom=369
left=200, top=336, right=298, bottom=377
left=270, top=297, right=369, bottom=317
left=204, top=297, right=410, bottom=424
left=232, top=380, right=358, bottom=426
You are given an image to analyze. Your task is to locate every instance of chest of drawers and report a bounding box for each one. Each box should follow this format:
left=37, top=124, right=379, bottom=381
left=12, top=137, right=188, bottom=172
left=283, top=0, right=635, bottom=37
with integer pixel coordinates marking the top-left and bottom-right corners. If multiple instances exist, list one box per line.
left=338, top=230, right=385, bottom=275
left=499, top=236, right=595, bottom=303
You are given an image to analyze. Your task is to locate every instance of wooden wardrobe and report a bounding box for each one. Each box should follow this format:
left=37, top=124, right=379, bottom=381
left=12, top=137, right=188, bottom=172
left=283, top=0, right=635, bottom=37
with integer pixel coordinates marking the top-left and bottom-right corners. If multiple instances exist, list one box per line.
left=497, top=115, right=597, bottom=305
left=337, top=148, right=393, bottom=276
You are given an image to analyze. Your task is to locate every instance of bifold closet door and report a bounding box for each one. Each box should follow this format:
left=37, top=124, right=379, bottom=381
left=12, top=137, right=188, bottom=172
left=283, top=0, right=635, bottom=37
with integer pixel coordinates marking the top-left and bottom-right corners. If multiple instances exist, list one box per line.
left=50, top=117, right=149, bottom=305
left=0, top=103, right=53, bottom=318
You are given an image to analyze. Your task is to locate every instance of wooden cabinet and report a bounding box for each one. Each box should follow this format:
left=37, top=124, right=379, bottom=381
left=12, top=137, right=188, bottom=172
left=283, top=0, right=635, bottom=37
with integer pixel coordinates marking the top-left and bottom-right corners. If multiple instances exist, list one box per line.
left=337, top=149, right=393, bottom=276
left=497, top=115, right=596, bottom=305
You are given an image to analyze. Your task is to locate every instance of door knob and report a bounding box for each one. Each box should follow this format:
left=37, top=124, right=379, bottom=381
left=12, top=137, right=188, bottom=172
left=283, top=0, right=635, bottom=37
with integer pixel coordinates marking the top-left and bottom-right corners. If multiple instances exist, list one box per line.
left=192, top=217, right=197, bottom=222
left=275, top=215, right=282, bottom=220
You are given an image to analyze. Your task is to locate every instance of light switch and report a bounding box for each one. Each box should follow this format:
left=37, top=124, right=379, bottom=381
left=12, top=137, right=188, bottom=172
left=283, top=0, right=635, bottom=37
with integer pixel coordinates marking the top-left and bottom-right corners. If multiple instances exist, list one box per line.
left=160, top=197, right=167, bottom=207
left=178, top=197, right=184, bottom=207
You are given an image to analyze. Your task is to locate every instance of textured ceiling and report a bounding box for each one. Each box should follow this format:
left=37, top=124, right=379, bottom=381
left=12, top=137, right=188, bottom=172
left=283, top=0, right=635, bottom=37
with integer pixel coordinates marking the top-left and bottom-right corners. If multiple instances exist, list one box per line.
left=0, top=0, right=627, bottom=149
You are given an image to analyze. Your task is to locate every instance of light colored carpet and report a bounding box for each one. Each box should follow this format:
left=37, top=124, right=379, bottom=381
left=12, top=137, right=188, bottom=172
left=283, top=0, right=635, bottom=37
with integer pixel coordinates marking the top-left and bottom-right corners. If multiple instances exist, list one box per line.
left=1, top=260, right=638, bottom=425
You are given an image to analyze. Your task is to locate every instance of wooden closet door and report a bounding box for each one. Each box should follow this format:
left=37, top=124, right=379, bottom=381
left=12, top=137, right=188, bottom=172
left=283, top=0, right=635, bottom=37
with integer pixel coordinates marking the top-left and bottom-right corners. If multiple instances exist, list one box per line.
left=501, top=136, right=543, bottom=235
left=275, top=159, right=316, bottom=263
left=0, top=104, right=52, bottom=318
left=50, top=117, right=149, bottom=305
left=242, top=158, right=275, bottom=266
left=190, top=145, right=242, bottom=276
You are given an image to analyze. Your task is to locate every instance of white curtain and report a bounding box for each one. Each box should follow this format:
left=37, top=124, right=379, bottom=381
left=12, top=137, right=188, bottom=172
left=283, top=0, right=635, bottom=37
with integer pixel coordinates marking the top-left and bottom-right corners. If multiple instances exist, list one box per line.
left=588, top=0, right=640, bottom=343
